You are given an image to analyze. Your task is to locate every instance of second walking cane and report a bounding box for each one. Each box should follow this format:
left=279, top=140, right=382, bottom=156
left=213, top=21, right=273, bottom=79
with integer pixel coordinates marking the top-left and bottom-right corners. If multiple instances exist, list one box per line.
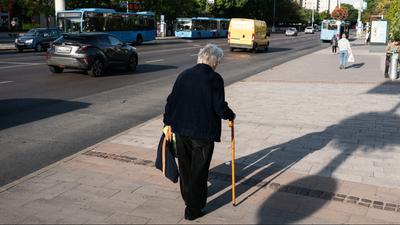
left=229, top=120, right=236, bottom=206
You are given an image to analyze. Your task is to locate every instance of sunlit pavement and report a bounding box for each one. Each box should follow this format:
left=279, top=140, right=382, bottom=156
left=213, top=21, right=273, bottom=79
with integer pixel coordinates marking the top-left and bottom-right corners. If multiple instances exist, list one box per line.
left=2, top=38, right=400, bottom=224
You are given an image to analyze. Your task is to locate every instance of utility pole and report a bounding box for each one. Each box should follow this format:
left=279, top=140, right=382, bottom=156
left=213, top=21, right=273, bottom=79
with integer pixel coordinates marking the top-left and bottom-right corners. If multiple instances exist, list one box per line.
left=356, top=0, right=363, bottom=38
left=311, top=0, right=315, bottom=28
left=54, top=0, right=65, bottom=16
left=272, top=0, right=276, bottom=32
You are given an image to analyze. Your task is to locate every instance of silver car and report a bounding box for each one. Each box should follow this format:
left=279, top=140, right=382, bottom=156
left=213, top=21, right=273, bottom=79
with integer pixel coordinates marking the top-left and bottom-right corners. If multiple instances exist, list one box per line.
left=285, top=28, right=298, bottom=36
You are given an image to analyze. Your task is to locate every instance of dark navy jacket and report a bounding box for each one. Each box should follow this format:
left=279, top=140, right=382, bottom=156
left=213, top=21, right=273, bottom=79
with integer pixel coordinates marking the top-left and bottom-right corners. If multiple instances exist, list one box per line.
left=163, top=63, right=235, bottom=142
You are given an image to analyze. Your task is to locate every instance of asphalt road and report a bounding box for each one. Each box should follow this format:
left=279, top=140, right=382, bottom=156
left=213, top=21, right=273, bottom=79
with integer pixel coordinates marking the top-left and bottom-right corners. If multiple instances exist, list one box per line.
left=0, top=33, right=326, bottom=186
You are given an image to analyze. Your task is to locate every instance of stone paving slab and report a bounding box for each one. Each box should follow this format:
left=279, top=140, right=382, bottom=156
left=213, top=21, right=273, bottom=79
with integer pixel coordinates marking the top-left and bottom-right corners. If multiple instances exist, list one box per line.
left=2, top=40, right=400, bottom=224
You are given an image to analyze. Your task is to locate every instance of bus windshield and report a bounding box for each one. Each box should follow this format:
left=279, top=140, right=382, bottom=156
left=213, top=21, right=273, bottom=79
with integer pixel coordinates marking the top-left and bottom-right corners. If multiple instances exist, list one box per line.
left=322, top=21, right=338, bottom=30
left=176, top=20, right=192, bottom=31
left=57, top=12, right=82, bottom=32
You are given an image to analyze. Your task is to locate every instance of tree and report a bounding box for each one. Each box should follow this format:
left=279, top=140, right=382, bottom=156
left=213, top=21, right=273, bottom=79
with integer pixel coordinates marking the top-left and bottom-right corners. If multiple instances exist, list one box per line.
left=341, top=3, right=358, bottom=25
left=320, top=10, right=331, bottom=20
left=331, top=7, right=348, bottom=21
left=385, top=0, right=400, bottom=40
left=17, top=0, right=54, bottom=17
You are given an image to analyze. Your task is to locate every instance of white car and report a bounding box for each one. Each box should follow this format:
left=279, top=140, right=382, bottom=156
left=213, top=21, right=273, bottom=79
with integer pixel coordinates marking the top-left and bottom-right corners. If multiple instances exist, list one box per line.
left=305, top=27, right=314, bottom=34
left=285, top=28, right=298, bottom=36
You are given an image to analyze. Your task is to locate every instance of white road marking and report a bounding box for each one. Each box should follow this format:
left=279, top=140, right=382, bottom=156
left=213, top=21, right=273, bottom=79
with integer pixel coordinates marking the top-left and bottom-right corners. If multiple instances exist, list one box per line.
left=0, top=81, right=13, bottom=85
left=0, top=63, right=45, bottom=69
left=0, top=61, right=43, bottom=65
left=145, top=59, right=165, bottom=63
left=190, top=54, right=198, bottom=57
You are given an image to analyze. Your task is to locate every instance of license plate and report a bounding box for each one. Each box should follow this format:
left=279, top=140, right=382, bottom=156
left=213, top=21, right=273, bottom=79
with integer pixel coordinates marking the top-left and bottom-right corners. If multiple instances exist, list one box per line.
left=56, top=46, right=72, bottom=54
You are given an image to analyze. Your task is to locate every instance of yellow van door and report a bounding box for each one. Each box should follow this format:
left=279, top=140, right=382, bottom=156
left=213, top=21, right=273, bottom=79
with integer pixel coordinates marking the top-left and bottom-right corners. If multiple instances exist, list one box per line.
left=229, top=19, right=254, bottom=47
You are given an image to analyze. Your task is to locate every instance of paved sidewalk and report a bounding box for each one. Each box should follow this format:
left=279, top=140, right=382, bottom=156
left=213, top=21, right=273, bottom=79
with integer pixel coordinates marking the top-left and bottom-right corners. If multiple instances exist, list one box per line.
left=2, top=39, right=400, bottom=224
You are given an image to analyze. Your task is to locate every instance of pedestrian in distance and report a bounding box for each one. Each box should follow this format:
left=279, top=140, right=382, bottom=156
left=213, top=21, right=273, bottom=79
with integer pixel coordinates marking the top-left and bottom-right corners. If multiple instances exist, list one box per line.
left=163, top=44, right=236, bottom=221
left=384, top=38, right=400, bottom=78
left=338, top=33, right=352, bottom=70
left=331, top=34, right=338, bottom=53
left=365, top=30, right=370, bottom=45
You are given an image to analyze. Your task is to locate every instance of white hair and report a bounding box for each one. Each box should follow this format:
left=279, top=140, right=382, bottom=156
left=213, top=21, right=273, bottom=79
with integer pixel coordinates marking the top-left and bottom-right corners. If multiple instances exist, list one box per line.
left=197, top=44, right=224, bottom=69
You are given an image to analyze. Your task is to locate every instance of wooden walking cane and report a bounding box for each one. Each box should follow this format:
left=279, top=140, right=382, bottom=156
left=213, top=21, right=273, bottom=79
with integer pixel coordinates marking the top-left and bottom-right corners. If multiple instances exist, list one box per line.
left=229, top=120, right=236, bottom=206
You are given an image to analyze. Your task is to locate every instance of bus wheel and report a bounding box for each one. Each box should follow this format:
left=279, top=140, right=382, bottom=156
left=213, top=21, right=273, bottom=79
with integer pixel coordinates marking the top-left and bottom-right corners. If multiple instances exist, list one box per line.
left=136, top=35, right=143, bottom=45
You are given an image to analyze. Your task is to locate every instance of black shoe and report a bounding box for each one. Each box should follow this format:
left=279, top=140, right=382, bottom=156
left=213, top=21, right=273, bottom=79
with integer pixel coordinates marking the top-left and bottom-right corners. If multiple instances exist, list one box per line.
left=184, top=208, right=205, bottom=221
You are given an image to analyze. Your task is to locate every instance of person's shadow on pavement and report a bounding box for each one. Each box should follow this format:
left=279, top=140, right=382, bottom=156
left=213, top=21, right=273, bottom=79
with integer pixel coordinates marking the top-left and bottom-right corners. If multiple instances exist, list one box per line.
left=206, top=100, right=400, bottom=223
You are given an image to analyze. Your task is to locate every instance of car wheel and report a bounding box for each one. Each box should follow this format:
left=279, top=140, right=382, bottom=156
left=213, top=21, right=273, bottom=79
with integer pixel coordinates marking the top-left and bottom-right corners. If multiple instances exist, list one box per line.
left=35, top=43, right=43, bottom=52
left=251, top=43, right=258, bottom=53
left=230, top=47, right=235, bottom=52
left=126, top=55, right=137, bottom=72
left=49, top=66, right=64, bottom=73
left=17, top=48, right=23, bottom=53
left=264, top=42, right=269, bottom=52
left=89, top=59, right=104, bottom=77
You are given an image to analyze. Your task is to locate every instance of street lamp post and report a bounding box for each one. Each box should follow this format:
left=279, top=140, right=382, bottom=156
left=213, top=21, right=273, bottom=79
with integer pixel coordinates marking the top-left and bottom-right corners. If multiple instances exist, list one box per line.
left=272, top=0, right=276, bottom=32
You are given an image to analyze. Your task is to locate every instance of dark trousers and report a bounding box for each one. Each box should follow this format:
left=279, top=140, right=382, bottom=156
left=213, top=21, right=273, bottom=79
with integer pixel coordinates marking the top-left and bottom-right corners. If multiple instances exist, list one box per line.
left=385, top=53, right=391, bottom=78
left=332, top=45, right=337, bottom=53
left=175, top=134, right=214, bottom=215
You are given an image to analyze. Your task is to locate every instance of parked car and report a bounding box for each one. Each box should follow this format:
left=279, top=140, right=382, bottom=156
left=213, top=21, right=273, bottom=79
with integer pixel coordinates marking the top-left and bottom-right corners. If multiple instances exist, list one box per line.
left=47, top=33, right=138, bottom=77
left=15, top=28, right=62, bottom=52
left=285, top=27, right=298, bottom=36
left=305, top=27, right=314, bottom=34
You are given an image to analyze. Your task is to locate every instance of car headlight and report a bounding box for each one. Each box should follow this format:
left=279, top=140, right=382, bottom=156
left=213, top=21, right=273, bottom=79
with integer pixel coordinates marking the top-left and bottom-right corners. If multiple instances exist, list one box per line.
left=15, top=39, right=18, bottom=44
left=25, top=39, right=33, bottom=44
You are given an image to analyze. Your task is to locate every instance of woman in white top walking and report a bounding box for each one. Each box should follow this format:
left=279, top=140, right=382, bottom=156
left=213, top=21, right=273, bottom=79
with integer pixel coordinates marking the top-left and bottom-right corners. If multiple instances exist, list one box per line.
left=338, top=33, right=352, bottom=69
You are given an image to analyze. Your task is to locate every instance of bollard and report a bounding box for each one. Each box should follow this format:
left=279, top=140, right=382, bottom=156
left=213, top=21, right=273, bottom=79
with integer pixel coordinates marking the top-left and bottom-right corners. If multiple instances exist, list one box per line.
left=389, top=52, right=399, bottom=81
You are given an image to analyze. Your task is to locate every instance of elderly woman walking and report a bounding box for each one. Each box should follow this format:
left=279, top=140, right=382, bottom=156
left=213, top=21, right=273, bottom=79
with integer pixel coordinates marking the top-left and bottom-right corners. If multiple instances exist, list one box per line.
left=338, top=33, right=352, bottom=69
left=163, top=44, right=235, bottom=220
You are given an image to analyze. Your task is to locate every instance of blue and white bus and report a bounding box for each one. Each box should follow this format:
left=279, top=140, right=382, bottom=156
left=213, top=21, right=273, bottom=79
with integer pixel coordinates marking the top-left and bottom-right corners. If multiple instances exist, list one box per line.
left=175, top=17, right=230, bottom=38
left=57, top=8, right=156, bottom=44
left=320, top=19, right=349, bottom=41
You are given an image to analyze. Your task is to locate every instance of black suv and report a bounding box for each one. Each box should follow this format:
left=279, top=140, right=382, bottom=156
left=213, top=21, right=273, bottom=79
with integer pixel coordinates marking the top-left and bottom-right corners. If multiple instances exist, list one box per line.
left=47, top=33, right=138, bottom=77
left=15, top=28, right=62, bottom=52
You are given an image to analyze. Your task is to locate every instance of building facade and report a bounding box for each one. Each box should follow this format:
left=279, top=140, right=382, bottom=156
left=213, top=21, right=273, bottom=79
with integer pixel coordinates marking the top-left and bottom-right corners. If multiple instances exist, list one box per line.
left=299, top=0, right=340, bottom=13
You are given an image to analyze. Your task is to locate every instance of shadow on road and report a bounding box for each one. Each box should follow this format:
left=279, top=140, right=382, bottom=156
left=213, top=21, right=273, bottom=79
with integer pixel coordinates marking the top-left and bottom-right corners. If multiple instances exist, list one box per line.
left=205, top=82, right=400, bottom=223
left=0, top=98, right=90, bottom=130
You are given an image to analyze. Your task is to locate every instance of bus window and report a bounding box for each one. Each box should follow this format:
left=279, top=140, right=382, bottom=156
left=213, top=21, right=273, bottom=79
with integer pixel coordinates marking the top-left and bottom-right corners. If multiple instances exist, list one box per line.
left=176, top=19, right=192, bottom=31
left=83, top=12, right=105, bottom=32
left=57, top=12, right=82, bottom=32
left=220, top=21, right=229, bottom=30
left=328, top=24, right=337, bottom=30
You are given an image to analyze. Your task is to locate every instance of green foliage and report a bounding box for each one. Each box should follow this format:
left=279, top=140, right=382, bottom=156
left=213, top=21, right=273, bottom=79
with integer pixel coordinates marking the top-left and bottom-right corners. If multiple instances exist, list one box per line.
left=16, top=0, right=54, bottom=16
left=385, top=0, right=400, bottom=40
left=341, top=3, right=358, bottom=24
left=22, top=22, right=40, bottom=30
left=142, top=0, right=200, bottom=23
